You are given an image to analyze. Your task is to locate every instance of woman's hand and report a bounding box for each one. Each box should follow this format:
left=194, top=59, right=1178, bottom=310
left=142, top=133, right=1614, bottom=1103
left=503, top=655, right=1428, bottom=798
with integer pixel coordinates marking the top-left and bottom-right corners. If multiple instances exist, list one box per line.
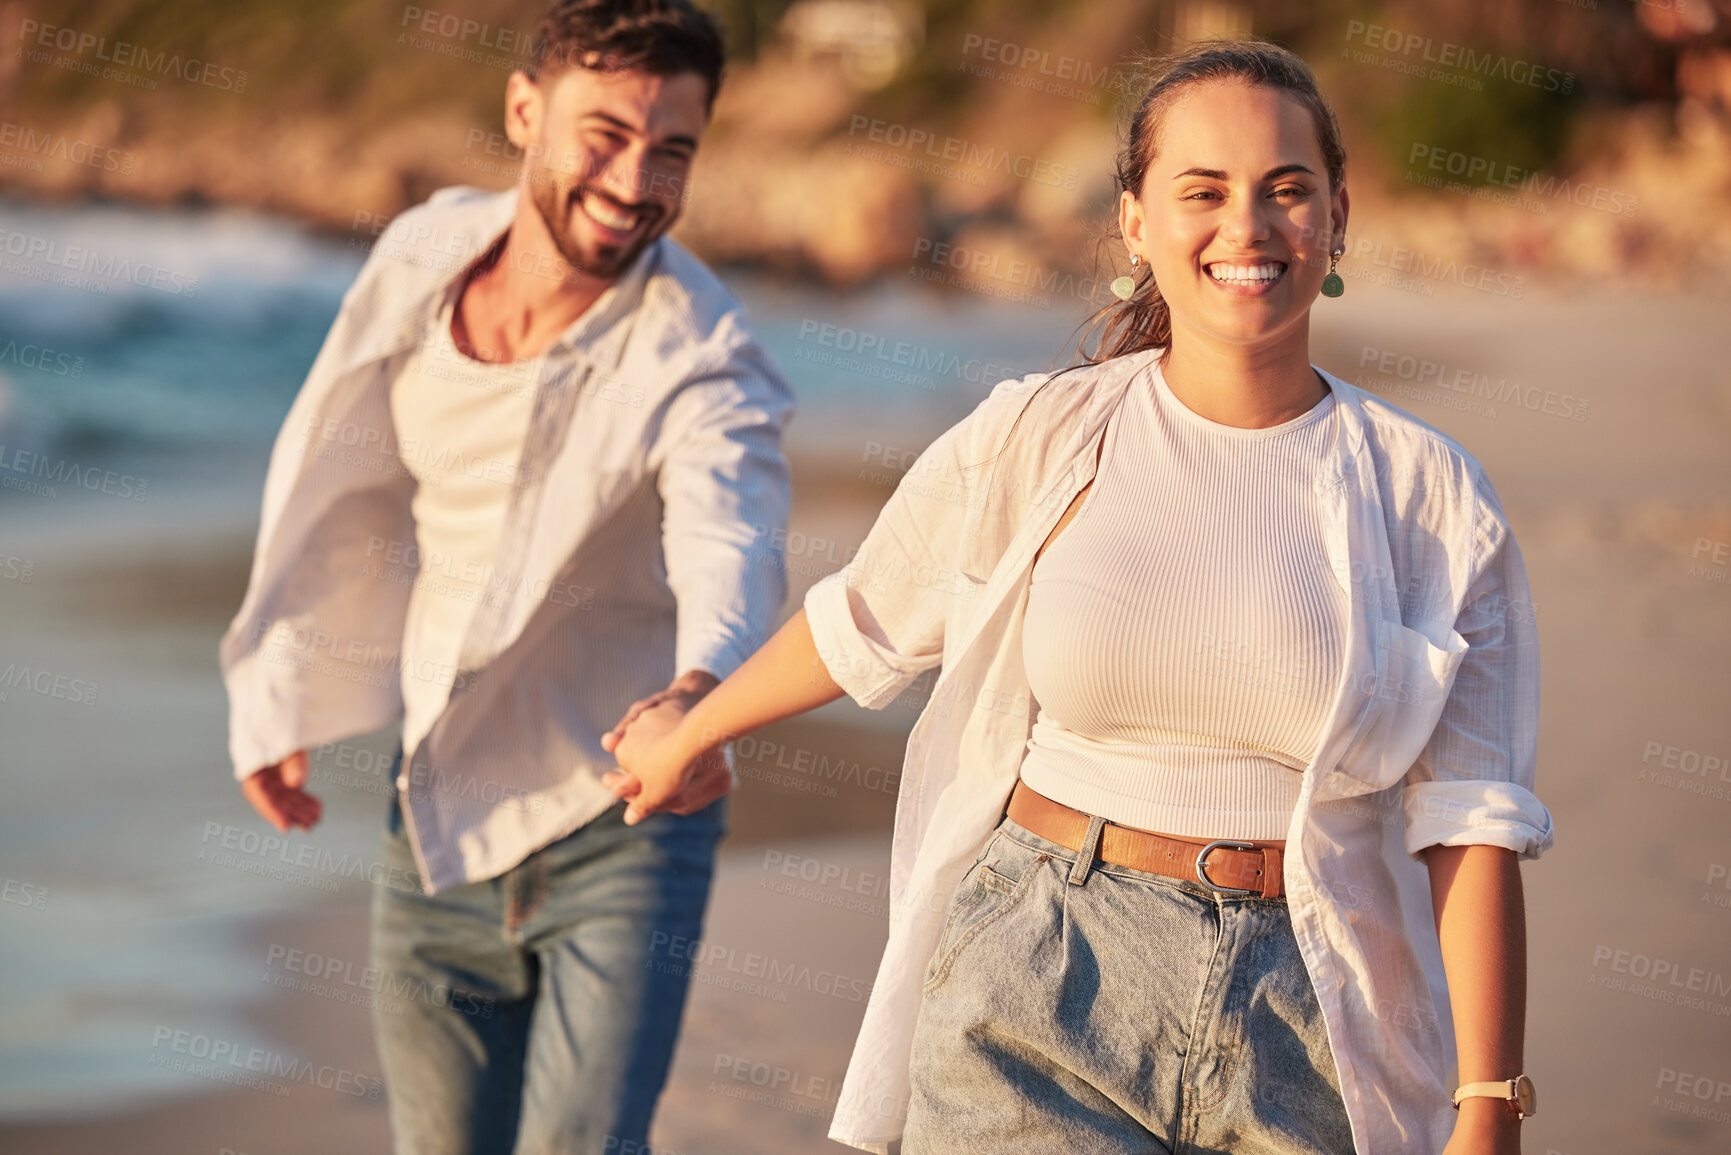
left=1440, top=1099, right=1522, bottom=1155
left=598, top=612, right=851, bottom=824
left=601, top=696, right=731, bottom=825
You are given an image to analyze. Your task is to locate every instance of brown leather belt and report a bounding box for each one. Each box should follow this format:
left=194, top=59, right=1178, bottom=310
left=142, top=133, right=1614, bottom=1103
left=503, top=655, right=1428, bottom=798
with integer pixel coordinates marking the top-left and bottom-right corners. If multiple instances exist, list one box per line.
left=1006, top=780, right=1286, bottom=899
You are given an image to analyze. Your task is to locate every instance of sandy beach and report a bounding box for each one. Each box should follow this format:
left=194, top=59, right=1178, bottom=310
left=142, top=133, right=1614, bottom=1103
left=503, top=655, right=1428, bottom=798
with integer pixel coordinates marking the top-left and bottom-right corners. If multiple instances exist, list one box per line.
left=2, top=274, right=1729, bottom=1154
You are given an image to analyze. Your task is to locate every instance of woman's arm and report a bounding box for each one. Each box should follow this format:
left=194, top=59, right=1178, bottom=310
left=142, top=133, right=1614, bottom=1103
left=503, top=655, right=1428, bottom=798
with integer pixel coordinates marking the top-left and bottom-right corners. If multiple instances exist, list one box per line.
left=601, top=608, right=847, bottom=824
left=1424, top=842, right=1527, bottom=1155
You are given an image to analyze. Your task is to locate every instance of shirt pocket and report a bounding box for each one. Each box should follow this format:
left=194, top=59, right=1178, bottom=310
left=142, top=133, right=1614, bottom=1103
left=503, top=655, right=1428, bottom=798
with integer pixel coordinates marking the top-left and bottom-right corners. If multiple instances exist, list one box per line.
left=1325, top=618, right=1469, bottom=796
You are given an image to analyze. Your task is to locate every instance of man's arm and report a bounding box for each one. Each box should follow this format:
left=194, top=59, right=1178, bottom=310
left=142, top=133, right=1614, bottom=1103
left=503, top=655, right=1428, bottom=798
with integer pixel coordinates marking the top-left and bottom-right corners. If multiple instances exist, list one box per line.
left=651, top=335, right=795, bottom=686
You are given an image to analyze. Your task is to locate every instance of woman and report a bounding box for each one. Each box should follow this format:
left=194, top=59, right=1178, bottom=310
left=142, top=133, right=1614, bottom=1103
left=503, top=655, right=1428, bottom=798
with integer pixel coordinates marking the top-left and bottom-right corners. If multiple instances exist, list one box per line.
left=602, top=40, right=1551, bottom=1155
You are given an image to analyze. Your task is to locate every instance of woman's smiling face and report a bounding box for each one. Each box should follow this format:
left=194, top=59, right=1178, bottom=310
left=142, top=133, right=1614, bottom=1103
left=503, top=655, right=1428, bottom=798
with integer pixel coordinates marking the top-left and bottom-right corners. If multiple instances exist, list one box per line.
left=1121, top=79, right=1348, bottom=352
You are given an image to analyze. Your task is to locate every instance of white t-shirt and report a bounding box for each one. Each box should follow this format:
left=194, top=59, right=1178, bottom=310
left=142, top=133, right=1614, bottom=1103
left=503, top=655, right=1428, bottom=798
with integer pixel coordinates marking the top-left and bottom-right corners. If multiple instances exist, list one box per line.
left=388, top=296, right=546, bottom=755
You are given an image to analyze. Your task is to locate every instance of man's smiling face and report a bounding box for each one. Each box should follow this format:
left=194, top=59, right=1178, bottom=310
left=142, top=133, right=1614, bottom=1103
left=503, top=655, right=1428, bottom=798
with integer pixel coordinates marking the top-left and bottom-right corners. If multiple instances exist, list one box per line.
left=509, top=64, right=708, bottom=280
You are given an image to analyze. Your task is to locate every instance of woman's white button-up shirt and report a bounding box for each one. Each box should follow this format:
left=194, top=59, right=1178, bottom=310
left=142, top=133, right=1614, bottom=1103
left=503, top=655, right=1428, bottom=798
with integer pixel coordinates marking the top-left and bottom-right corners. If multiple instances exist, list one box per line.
left=803, top=348, right=1552, bottom=1154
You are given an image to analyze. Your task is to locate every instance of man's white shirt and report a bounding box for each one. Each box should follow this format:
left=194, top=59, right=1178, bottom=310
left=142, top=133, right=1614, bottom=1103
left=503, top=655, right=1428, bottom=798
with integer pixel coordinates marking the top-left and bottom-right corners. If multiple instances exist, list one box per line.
left=220, top=186, right=794, bottom=893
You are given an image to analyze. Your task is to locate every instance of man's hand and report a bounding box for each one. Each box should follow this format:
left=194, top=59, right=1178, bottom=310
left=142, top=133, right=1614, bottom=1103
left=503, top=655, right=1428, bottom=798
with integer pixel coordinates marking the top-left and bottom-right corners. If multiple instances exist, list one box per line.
left=241, top=750, right=322, bottom=833
left=603, top=669, right=718, bottom=746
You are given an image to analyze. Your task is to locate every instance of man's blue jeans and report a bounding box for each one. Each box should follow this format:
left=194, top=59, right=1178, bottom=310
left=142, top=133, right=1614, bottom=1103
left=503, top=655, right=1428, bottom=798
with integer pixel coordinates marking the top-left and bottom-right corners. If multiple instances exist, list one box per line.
left=369, top=784, right=724, bottom=1155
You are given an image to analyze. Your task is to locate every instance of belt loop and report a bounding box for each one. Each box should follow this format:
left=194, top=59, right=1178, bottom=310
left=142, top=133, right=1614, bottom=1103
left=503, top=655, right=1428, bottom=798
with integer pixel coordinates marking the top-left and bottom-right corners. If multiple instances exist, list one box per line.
left=1260, top=846, right=1284, bottom=900
left=1068, top=814, right=1106, bottom=886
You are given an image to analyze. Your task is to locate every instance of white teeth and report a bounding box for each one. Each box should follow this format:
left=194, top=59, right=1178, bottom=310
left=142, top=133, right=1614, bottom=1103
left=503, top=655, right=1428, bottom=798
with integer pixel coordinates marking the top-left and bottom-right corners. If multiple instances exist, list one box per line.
left=1207, top=263, right=1284, bottom=283
left=581, top=193, right=639, bottom=232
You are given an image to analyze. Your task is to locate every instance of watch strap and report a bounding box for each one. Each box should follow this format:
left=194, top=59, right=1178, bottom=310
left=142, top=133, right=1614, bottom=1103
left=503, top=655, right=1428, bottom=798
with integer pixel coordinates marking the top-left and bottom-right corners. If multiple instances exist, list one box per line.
left=1452, top=1076, right=1535, bottom=1118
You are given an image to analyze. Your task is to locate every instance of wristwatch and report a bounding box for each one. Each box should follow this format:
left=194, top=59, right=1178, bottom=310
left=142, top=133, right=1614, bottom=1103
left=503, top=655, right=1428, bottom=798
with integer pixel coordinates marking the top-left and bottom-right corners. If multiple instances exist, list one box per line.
left=1452, top=1074, right=1537, bottom=1119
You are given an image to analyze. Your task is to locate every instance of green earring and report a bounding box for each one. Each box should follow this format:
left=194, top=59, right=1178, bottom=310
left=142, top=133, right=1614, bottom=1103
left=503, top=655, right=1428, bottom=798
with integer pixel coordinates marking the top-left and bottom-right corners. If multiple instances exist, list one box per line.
left=1110, top=252, right=1140, bottom=301
left=1321, top=249, right=1344, bottom=298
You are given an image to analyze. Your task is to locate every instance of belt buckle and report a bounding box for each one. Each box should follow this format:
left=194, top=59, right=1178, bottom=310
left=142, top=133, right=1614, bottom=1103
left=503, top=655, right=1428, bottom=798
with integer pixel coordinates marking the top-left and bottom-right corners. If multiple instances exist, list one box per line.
left=1195, top=840, right=1259, bottom=896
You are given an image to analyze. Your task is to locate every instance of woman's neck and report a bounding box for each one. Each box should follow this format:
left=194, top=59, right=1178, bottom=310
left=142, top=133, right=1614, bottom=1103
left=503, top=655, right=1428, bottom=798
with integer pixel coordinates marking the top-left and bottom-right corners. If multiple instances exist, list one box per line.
left=1159, top=330, right=1327, bottom=430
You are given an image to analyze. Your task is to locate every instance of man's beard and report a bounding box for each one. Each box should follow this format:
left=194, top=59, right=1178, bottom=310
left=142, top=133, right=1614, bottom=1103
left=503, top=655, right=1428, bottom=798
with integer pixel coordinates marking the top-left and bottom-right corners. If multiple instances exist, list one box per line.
left=528, top=168, right=666, bottom=281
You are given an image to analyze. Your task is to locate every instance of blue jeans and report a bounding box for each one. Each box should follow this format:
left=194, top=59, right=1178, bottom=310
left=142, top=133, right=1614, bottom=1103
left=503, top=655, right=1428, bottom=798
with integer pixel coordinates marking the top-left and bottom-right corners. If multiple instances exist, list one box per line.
left=370, top=783, right=724, bottom=1155
left=903, top=813, right=1354, bottom=1154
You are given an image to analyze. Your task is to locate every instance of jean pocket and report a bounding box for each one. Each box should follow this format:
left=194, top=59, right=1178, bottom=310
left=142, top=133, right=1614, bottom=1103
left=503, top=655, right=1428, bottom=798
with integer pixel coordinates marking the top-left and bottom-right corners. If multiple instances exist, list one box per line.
left=921, top=845, right=1037, bottom=995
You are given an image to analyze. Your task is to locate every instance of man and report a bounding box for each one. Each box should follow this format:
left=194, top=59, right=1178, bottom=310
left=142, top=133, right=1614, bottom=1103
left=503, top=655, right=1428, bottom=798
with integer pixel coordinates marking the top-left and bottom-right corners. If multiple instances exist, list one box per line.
left=218, top=2, right=792, bottom=1151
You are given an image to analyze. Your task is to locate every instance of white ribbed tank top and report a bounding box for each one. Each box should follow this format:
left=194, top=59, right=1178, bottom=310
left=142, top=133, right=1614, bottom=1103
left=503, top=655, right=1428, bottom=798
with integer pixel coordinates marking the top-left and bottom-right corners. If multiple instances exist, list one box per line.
left=1017, top=364, right=1345, bottom=841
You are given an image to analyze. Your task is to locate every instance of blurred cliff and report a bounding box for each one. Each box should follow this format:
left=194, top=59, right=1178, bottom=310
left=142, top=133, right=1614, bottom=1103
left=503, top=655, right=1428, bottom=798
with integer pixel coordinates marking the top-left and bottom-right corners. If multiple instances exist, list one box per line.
left=2, top=0, right=1729, bottom=286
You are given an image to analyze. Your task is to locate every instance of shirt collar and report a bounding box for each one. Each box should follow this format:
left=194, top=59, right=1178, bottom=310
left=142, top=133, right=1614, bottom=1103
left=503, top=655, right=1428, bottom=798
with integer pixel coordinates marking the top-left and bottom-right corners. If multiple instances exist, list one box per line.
left=432, top=188, right=659, bottom=373
left=354, top=186, right=661, bottom=379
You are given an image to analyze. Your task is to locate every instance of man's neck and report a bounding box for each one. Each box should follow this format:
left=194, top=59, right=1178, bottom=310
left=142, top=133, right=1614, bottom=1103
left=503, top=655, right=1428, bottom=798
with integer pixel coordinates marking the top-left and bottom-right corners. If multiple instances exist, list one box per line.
left=450, top=203, right=623, bottom=365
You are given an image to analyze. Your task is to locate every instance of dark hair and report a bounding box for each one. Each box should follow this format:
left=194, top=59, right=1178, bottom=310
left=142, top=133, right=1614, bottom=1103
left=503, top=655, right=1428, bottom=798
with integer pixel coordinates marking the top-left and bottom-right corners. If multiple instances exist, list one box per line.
left=529, top=0, right=726, bottom=113
left=1080, top=39, right=1346, bottom=363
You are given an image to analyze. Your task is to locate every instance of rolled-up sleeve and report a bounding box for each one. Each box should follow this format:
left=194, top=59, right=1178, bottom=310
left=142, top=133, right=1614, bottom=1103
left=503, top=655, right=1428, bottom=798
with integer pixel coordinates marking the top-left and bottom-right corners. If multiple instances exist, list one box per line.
left=655, top=334, right=795, bottom=684
left=1402, top=472, right=1553, bottom=859
left=803, top=378, right=1034, bottom=710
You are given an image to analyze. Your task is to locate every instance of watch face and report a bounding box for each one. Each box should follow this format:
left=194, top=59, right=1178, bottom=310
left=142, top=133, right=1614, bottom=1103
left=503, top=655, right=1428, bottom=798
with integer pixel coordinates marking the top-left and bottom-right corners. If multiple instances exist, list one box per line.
left=1514, top=1074, right=1537, bottom=1116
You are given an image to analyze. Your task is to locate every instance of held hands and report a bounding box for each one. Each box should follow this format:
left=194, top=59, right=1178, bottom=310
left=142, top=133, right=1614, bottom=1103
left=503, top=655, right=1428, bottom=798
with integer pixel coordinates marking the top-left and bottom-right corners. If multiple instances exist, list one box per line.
left=600, top=671, right=730, bottom=825
left=241, top=750, right=322, bottom=832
